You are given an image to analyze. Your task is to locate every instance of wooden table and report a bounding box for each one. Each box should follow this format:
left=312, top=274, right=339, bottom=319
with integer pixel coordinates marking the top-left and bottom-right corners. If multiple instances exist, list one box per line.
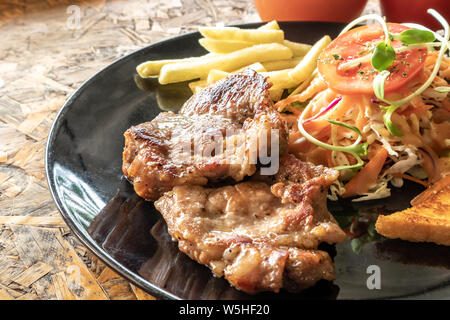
left=0, top=0, right=380, bottom=300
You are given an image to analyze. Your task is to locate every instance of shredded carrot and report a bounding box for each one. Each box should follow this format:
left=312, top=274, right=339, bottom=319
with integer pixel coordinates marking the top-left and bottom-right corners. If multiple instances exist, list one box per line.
left=399, top=104, right=434, bottom=117
left=355, top=99, right=367, bottom=132
left=343, top=148, right=388, bottom=198
left=329, top=94, right=355, bottom=120
left=410, top=95, right=426, bottom=109
left=275, top=77, right=327, bottom=111
left=442, top=98, right=450, bottom=112
left=391, top=173, right=429, bottom=188
left=303, top=118, right=330, bottom=133
left=289, top=126, right=331, bottom=156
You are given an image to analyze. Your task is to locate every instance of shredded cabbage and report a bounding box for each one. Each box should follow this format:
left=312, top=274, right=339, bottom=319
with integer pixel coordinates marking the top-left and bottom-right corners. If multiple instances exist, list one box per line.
left=328, top=179, right=346, bottom=201
left=369, top=123, right=399, bottom=157
left=351, top=178, right=392, bottom=202
left=422, top=87, right=448, bottom=101
left=385, top=146, right=423, bottom=175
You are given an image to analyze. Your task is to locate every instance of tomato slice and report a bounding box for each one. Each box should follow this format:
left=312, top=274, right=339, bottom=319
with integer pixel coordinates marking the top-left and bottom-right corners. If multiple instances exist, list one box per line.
left=317, top=23, right=428, bottom=95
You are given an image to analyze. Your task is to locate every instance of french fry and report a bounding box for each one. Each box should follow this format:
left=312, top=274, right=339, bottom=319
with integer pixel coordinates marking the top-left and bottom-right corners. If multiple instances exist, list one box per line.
left=262, top=57, right=303, bottom=71
left=264, top=68, right=308, bottom=101
left=159, top=43, right=293, bottom=84
left=137, top=58, right=195, bottom=78
left=207, top=69, right=229, bottom=84
left=258, top=20, right=280, bottom=30
left=188, top=79, right=208, bottom=94
left=282, top=40, right=312, bottom=57
left=262, top=69, right=299, bottom=90
left=136, top=53, right=215, bottom=77
left=234, top=62, right=266, bottom=73
left=269, top=87, right=284, bottom=101
left=199, top=27, right=284, bottom=43
left=288, top=35, right=331, bottom=82
left=199, top=38, right=255, bottom=54
left=288, top=70, right=318, bottom=97
left=199, top=38, right=312, bottom=57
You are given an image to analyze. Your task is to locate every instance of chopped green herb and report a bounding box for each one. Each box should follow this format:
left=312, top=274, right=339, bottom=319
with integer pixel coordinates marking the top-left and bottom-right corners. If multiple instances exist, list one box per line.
left=333, top=54, right=342, bottom=60
left=389, top=63, right=399, bottom=72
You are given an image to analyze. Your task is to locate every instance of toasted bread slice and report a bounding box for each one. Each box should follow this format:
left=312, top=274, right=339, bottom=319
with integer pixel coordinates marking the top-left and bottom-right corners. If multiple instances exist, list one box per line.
left=375, top=182, right=450, bottom=246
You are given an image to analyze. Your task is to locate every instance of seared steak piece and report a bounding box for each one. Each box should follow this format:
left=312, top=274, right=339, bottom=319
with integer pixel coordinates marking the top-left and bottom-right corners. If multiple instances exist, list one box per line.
left=180, top=67, right=278, bottom=124
left=154, top=155, right=347, bottom=293
left=123, top=69, right=288, bottom=200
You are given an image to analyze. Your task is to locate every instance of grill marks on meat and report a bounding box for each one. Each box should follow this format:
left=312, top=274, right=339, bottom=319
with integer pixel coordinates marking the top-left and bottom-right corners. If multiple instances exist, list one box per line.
left=181, top=67, right=274, bottom=124
left=123, top=69, right=288, bottom=200
left=123, top=112, right=238, bottom=200
left=154, top=155, right=347, bottom=293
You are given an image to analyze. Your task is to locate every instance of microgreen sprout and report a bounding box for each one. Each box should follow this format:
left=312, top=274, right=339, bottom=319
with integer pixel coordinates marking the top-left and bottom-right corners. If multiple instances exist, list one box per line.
left=394, top=29, right=436, bottom=44
left=434, top=86, right=450, bottom=93
left=297, top=99, right=368, bottom=171
left=372, top=42, right=396, bottom=71
left=370, top=9, right=449, bottom=136
left=325, top=119, right=368, bottom=170
left=373, top=70, right=390, bottom=101
left=382, top=105, right=403, bottom=136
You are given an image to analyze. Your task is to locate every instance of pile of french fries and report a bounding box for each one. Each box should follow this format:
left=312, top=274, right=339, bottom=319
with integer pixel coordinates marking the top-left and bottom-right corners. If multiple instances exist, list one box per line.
left=136, top=21, right=331, bottom=102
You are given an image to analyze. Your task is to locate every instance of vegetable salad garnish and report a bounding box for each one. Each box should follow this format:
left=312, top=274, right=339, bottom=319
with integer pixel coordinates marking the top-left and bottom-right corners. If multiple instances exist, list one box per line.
left=277, top=9, right=450, bottom=201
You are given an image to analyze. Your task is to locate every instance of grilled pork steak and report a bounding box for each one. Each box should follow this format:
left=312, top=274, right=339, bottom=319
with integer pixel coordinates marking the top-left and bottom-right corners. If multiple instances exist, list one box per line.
left=123, top=69, right=288, bottom=200
left=154, top=154, right=347, bottom=293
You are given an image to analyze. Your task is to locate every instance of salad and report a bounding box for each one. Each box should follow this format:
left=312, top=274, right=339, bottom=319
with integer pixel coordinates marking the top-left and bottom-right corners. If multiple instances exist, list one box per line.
left=276, top=9, right=450, bottom=201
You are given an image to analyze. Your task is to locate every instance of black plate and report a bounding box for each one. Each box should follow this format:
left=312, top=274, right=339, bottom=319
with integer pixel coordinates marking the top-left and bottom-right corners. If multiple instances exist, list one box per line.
left=46, top=22, right=450, bottom=300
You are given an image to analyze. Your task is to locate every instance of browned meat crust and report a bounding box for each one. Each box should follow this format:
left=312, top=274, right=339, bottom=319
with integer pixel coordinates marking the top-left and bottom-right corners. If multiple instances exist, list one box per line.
left=181, top=67, right=275, bottom=124
left=123, top=69, right=288, bottom=200
left=154, top=155, right=346, bottom=293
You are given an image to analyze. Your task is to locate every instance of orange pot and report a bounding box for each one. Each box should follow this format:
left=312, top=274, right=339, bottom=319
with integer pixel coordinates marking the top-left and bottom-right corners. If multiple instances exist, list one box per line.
left=380, top=0, right=450, bottom=30
left=254, top=0, right=368, bottom=23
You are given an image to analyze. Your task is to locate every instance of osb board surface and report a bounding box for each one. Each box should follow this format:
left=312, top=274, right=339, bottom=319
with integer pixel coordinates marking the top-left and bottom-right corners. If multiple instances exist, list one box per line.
left=0, top=0, right=380, bottom=300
